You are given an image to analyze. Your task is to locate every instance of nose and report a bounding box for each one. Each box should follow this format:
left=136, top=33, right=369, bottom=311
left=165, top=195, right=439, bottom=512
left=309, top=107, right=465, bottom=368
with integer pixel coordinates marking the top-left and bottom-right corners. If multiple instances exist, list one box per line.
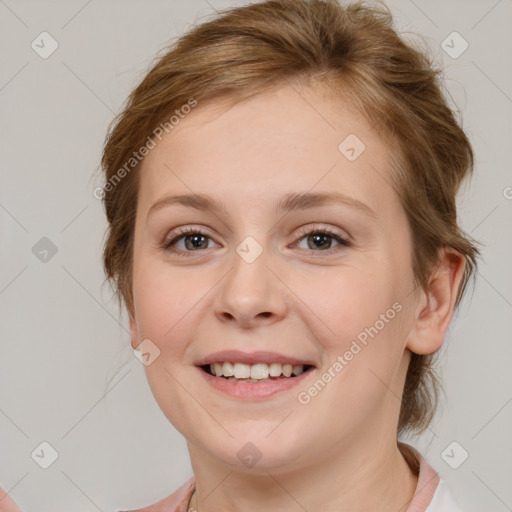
left=213, top=245, right=288, bottom=329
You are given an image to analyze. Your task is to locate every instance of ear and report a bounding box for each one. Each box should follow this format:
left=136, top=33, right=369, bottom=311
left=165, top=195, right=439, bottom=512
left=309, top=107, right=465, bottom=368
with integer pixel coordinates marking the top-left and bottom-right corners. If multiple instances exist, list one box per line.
left=406, top=249, right=466, bottom=355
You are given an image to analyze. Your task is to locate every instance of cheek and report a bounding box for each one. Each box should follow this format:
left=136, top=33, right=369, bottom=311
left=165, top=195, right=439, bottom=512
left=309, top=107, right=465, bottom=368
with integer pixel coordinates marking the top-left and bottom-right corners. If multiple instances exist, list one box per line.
left=132, top=263, right=211, bottom=437
left=133, top=260, right=205, bottom=341
left=320, top=271, right=411, bottom=403
left=292, top=263, right=411, bottom=407
left=295, top=261, right=407, bottom=350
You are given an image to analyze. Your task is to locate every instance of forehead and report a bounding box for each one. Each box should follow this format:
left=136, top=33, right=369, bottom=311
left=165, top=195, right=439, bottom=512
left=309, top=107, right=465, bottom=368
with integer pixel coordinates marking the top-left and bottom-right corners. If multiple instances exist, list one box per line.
left=138, top=83, right=398, bottom=218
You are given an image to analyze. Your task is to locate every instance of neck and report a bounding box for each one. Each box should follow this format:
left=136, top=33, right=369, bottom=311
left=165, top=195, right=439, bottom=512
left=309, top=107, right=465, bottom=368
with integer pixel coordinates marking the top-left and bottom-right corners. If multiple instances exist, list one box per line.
left=187, top=435, right=418, bottom=512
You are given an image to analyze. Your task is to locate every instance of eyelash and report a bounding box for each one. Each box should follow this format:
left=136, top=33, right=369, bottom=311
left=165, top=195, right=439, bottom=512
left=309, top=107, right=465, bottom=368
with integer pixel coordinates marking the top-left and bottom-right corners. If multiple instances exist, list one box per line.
left=161, top=225, right=351, bottom=257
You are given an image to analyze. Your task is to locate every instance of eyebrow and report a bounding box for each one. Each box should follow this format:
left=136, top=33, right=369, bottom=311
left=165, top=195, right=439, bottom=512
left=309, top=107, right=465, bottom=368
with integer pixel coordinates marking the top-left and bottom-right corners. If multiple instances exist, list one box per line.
left=147, top=191, right=376, bottom=219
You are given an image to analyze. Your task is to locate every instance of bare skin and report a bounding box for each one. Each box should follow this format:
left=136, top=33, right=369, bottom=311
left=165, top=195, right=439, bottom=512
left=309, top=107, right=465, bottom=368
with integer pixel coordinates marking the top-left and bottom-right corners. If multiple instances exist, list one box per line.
left=0, top=81, right=464, bottom=511
left=128, top=81, right=465, bottom=511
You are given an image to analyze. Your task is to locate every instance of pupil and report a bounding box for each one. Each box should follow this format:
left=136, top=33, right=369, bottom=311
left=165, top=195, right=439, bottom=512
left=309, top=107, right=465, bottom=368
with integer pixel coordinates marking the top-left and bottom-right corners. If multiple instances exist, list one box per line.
left=185, top=234, right=208, bottom=250
left=309, top=233, right=330, bottom=250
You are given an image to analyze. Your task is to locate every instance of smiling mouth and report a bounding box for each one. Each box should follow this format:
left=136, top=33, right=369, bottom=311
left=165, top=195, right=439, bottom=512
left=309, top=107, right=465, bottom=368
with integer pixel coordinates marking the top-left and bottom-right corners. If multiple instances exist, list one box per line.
left=201, top=362, right=315, bottom=382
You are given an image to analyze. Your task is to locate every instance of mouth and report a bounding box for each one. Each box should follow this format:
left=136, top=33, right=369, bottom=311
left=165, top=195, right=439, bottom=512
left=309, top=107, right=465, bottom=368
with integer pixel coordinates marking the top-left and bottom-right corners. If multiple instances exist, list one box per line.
left=200, top=362, right=315, bottom=382
left=195, top=350, right=317, bottom=399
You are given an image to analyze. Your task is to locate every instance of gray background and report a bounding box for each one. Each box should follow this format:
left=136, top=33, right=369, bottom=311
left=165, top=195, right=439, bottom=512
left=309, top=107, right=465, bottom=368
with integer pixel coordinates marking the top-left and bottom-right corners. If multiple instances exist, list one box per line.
left=0, top=0, right=510, bottom=510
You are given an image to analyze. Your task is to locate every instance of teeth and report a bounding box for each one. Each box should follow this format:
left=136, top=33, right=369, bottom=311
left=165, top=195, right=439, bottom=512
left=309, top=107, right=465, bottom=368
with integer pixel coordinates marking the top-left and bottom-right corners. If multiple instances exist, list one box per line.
left=233, top=362, right=251, bottom=379
left=282, top=364, right=293, bottom=377
left=292, top=364, right=303, bottom=376
left=250, top=364, right=269, bottom=379
left=227, top=377, right=273, bottom=382
left=209, top=362, right=306, bottom=380
left=213, top=362, right=222, bottom=376
left=223, top=361, right=234, bottom=377
left=269, top=363, right=282, bottom=377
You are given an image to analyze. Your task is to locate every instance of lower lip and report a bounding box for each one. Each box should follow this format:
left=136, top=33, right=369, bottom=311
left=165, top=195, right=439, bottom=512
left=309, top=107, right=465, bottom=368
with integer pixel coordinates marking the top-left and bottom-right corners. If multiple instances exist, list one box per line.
left=197, top=366, right=315, bottom=399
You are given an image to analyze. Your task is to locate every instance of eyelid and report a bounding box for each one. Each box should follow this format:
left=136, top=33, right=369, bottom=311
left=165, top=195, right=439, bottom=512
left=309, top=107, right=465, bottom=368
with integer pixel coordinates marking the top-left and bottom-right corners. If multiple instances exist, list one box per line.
left=293, top=223, right=351, bottom=245
left=161, top=223, right=351, bottom=256
left=161, top=225, right=218, bottom=251
left=290, top=225, right=351, bottom=255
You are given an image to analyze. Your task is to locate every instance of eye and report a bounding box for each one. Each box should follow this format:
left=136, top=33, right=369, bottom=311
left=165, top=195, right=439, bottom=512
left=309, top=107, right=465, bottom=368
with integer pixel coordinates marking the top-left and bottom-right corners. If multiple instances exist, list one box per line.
left=162, top=226, right=218, bottom=255
left=294, top=225, right=351, bottom=252
left=161, top=224, right=351, bottom=257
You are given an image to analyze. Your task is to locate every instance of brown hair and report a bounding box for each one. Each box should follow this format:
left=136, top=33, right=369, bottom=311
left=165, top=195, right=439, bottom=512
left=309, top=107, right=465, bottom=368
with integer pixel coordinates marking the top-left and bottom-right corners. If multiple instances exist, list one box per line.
left=99, top=0, right=479, bottom=436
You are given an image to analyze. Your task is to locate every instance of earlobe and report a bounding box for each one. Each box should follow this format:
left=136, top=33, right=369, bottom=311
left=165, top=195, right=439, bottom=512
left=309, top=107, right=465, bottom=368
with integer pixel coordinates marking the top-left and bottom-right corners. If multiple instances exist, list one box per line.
left=406, top=249, right=466, bottom=355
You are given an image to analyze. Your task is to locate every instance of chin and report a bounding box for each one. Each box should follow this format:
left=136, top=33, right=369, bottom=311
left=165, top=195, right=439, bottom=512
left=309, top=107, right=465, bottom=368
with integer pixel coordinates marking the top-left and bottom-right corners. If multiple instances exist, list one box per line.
left=201, top=430, right=312, bottom=472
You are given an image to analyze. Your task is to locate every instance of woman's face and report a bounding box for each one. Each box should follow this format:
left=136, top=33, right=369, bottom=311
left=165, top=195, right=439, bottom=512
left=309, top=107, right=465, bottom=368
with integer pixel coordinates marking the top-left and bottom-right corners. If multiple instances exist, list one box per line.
left=130, top=82, right=426, bottom=471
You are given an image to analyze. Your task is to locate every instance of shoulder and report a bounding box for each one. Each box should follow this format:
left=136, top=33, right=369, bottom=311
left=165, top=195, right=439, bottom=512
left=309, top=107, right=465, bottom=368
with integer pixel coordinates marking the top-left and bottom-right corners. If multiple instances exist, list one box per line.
left=115, top=477, right=195, bottom=512
left=425, top=478, right=466, bottom=512
left=398, top=442, right=466, bottom=512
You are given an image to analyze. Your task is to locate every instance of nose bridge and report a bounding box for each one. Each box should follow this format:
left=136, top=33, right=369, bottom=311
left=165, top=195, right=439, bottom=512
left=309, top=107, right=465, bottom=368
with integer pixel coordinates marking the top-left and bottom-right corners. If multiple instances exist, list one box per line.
left=214, top=234, right=286, bottom=326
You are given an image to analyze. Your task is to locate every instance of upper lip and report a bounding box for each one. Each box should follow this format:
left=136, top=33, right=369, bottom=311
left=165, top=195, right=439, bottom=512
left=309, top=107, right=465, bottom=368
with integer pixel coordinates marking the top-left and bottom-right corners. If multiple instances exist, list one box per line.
left=195, top=350, right=317, bottom=367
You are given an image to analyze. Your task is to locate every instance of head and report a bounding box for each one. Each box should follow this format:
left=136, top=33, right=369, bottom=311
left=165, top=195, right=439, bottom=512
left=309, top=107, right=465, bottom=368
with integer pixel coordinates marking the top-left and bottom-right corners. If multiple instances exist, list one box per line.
left=99, top=0, right=478, bottom=468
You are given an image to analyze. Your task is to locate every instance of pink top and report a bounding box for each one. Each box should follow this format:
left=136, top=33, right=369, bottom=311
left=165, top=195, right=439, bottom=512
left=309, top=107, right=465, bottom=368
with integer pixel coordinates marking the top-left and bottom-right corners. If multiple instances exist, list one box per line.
left=118, top=443, right=462, bottom=512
